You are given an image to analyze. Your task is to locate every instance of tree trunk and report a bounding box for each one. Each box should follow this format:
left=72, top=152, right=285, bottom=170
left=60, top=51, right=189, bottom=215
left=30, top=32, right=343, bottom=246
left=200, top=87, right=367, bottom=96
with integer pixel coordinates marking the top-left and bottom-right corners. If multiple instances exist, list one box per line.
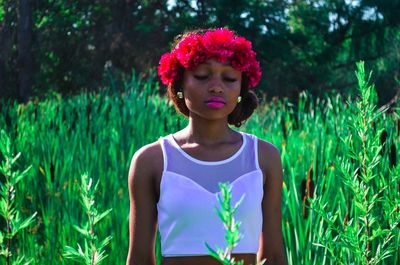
left=17, top=0, right=33, bottom=103
left=0, top=1, right=16, bottom=99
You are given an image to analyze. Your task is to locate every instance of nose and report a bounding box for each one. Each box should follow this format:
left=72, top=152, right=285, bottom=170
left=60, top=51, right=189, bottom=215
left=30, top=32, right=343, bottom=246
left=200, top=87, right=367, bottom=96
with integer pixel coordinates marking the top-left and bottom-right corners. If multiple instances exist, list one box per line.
left=208, top=76, right=224, bottom=94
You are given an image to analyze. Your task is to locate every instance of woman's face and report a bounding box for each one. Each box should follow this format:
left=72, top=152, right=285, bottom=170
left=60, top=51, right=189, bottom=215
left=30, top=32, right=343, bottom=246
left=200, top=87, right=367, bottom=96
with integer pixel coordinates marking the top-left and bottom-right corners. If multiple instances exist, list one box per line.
left=181, top=58, right=242, bottom=121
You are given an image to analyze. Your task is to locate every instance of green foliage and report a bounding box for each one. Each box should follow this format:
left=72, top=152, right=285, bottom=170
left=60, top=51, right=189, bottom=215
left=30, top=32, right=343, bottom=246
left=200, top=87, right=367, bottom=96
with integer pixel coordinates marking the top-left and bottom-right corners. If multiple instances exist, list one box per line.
left=0, top=66, right=398, bottom=264
left=63, top=173, right=112, bottom=265
left=205, top=182, right=244, bottom=265
left=309, top=62, right=400, bottom=264
left=0, top=0, right=5, bottom=22
left=1, top=70, right=183, bottom=264
left=206, top=183, right=266, bottom=265
left=0, top=130, right=37, bottom=265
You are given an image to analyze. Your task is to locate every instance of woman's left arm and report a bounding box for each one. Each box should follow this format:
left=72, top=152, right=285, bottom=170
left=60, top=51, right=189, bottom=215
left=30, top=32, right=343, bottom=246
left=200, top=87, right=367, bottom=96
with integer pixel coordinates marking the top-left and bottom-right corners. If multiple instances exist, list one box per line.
left=257, top=140, right=287, bottom=265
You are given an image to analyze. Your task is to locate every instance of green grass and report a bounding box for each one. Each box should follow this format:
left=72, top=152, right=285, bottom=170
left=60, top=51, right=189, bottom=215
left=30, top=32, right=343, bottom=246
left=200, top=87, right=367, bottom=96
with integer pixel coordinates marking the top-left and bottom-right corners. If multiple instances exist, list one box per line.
left=0, top=64, right=398, bottom=264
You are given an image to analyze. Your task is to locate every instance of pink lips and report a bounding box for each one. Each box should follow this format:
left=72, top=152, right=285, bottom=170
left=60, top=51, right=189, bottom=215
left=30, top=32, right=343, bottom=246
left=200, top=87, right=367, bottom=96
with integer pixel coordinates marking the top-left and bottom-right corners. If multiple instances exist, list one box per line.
left=206, top=102, right=225, bottom=108
left=205, top=97, right=226, bottom=108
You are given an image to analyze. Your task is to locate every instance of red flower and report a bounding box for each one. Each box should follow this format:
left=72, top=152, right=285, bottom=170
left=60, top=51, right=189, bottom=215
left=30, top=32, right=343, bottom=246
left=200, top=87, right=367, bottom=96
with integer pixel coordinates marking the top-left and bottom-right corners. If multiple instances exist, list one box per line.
left=246, top=61, right=262, bottom=88
left=174, top=34, right=206, bottom=69
left=158, top=28, right=262, bottom=88
left=158, top=52, right=179, bottom=85
left=231, top=37, right=254, bottom=72
left=202, top=28, right=235, bottom=61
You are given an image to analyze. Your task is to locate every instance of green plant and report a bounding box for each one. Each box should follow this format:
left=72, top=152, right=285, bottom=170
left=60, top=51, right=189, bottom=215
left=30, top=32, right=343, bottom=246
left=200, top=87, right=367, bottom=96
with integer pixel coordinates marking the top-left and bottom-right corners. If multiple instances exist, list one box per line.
left=206, top=182, right=266, bottom=265
left=309, top=61, right=400, bottom=264
left=0, top=66, right=398, bottom=264
left=63, top=173, right=113, bottom=265
left=0, top=130, right=37, bottom=265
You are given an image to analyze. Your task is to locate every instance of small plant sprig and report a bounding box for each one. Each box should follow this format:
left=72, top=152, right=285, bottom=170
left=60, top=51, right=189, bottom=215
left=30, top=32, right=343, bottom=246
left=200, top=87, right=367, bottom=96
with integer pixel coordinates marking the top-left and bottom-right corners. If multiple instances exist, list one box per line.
left=0, top=130, right=37, bottom=265
left=63, top=173, right=113, bottom=265
left=206, top=182, right=266, bottom=265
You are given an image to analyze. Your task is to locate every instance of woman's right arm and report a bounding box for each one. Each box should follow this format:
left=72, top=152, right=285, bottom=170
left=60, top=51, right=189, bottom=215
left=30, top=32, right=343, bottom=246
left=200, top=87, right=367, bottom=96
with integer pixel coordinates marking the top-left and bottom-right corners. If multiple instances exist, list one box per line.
left=126, top=144, right=160, bottom=265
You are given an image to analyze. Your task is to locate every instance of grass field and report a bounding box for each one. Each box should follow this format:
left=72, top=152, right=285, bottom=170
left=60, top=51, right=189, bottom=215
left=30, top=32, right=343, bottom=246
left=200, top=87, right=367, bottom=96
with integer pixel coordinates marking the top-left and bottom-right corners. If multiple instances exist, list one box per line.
left=0, top=63, right=399, bottom=264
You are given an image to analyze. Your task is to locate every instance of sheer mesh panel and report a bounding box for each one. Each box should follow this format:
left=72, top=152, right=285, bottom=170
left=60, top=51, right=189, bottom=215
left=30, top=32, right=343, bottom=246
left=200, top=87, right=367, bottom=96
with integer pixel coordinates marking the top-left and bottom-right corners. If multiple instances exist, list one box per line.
left=161, top=133, right=259, bottom=193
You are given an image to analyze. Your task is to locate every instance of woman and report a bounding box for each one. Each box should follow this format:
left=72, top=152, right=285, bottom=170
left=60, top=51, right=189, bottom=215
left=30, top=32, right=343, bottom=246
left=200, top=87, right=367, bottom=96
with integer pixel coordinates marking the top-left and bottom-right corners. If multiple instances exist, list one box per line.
left=126, top=28, right=286, bottom=265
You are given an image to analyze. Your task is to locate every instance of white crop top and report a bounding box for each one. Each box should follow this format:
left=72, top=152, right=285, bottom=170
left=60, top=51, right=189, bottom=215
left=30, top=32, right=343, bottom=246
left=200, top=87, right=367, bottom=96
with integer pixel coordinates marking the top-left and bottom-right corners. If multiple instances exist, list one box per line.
left=157, top=132, right=264, bottom=257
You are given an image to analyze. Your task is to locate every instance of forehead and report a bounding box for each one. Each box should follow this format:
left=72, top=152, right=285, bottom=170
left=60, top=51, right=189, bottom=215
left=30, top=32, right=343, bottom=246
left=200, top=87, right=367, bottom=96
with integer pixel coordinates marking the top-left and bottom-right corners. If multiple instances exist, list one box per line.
left=194, top=58, right=239, bottom=72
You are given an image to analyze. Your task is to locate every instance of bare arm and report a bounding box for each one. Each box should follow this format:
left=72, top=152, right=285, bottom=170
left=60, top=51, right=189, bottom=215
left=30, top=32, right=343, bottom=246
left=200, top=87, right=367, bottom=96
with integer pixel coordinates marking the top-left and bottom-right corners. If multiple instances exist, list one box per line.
left=126, top=144, right=161, bottom=265
left=258, top=141, right=287, bottom=265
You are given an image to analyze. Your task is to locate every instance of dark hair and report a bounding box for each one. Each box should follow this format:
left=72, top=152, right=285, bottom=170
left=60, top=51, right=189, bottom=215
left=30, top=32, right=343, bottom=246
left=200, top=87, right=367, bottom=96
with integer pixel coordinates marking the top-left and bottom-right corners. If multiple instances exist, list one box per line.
left=166, top=29, right=259, bottom=127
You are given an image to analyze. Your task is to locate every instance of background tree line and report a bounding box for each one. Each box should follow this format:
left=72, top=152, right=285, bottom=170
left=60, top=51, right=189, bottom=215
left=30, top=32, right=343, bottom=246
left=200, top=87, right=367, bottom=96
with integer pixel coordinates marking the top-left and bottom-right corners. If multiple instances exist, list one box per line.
left=0, top=0, right=399, bottom=104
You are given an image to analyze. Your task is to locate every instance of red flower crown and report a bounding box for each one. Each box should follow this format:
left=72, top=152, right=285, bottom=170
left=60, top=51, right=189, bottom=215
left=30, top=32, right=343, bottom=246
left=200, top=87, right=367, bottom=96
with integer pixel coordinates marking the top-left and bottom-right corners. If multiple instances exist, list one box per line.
left=158, top=28, right=262, bottom=88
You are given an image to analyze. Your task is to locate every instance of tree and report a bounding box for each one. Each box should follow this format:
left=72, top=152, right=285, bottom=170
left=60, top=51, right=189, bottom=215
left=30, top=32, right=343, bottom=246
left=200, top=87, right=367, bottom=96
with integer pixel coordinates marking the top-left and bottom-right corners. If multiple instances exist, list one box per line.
left=0, top=0, right=17, bottom=99
left=0, top=0, right=399, bottom=103
left=17, top=0, right=33, bottom=102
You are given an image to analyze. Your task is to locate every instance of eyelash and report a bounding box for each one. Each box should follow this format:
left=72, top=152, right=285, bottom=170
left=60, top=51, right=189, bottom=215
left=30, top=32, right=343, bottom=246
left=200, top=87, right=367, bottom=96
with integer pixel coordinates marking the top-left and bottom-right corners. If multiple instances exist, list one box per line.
left=194, top=75, right=208, bottom=80
left=224, top=77, right=237, bottom=82
left=194, top=75, right=237, bottom=82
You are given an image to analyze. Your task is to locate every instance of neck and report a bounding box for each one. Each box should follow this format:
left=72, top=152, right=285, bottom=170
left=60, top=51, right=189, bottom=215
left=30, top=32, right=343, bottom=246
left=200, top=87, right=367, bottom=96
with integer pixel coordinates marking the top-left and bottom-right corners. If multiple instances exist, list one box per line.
left=184, top=115, right=234, bottom=145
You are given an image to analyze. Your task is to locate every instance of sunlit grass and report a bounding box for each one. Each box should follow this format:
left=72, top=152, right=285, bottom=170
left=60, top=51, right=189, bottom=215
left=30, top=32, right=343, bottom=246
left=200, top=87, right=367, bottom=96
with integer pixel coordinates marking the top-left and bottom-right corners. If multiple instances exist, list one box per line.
left=0, top=64, right=398, bottom=264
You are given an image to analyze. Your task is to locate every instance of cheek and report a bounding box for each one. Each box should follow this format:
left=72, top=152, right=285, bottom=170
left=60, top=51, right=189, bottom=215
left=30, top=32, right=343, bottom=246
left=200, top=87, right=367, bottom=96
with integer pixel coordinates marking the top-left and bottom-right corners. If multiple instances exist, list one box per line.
left=229, top=84, right=242, bottom=98
left=182, top=76, right=196, bottom=92
left=181, top=82, right=200, bottom=107
left=182, top=83, right=201, bottom=101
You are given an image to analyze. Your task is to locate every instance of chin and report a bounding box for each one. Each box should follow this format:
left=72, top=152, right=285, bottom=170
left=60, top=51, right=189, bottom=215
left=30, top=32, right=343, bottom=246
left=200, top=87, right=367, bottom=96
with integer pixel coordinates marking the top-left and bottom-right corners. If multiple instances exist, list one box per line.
left=187, top=104, right=236, bottom=121
left=195, top=112, right=232, bottom=122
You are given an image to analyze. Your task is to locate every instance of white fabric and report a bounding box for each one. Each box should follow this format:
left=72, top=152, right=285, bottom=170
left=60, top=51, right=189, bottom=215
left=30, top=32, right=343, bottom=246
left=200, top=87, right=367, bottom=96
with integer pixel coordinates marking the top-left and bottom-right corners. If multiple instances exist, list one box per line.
left=157, top=132, right=264, bottom=257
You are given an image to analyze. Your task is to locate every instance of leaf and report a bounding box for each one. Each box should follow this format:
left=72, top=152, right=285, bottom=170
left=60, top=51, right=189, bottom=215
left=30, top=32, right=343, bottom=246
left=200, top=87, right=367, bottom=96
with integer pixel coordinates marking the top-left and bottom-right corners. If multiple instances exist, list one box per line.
left=94, top=248, right=109, bottom=264
left=72, top=224, right=90, bottom=238
left=98, top=236, right=113, bottom=249
left=13, top=165, right=32, bottom=185
left=93, top=208, right=112, bottom=226
left=63, top=245, right=86, bottom=262
left=17, top=212, right=37, bottom=231
left=10, top=152, right=21, bottom=165
left=205, top=242, right=224, bottom=262
left=12, top=255, right=34, bottom=265
left=257, top=258, right=267, bottom=265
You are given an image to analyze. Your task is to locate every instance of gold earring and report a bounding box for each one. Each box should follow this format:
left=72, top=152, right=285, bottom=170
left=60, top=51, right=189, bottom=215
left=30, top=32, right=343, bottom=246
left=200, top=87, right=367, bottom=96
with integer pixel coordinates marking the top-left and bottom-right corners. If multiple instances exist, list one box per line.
left=177, top=91, right=183, bottom=99
left=237, top=96, right=242, bottom=103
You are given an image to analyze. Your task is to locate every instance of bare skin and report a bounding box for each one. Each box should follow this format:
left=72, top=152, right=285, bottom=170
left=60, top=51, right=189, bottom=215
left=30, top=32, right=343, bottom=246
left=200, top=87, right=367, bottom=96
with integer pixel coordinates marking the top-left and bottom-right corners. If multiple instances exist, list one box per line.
left=126, top=59, right=286, bottom=265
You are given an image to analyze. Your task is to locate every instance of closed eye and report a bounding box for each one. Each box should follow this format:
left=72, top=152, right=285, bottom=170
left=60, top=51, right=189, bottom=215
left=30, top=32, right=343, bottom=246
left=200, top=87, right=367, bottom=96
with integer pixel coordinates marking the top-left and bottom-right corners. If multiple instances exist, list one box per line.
left=224, top=77, right=238, bottom=82
left=194, top=75, right=208, bottom=80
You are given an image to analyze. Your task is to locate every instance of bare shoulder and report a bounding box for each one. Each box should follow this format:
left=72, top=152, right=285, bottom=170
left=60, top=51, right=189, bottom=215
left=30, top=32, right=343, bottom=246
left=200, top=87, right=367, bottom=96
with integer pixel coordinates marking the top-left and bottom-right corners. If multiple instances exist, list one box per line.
left=128, top=140, right=164, bottom=190
left=257, top=138, right=283, bottom=184
left=130, top=140, right=163, bottom=169
left=127, top=140, right=162, bottom=264
left=257, top=138, right=286, bottom=265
